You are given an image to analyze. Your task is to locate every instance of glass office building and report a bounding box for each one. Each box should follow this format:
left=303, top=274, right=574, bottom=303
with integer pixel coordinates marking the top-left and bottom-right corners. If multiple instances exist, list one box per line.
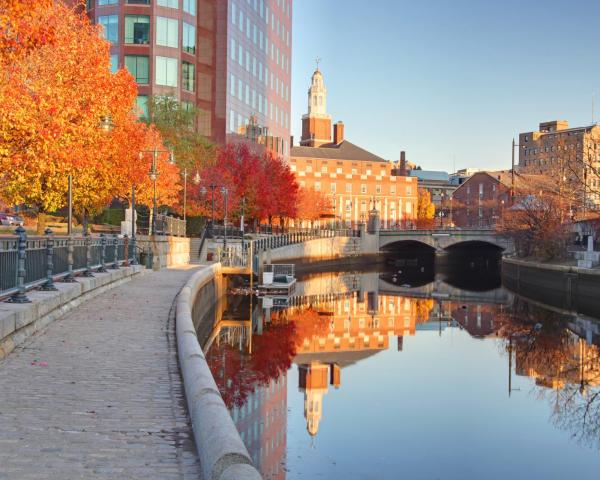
left=85, top=0, right=292, bottom=160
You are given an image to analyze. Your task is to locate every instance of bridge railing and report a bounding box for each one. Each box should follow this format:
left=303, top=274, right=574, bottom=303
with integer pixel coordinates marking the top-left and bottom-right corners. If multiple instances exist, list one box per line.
left=252, top=228, right=360, bottom=254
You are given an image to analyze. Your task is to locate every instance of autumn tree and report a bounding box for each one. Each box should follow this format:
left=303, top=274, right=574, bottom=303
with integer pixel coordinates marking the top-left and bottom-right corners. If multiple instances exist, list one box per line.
left=296, top=187, right=332, bottom=227
left=416, top=189, right=436, bottom=228
left=0, top=1, right=178, bottom=226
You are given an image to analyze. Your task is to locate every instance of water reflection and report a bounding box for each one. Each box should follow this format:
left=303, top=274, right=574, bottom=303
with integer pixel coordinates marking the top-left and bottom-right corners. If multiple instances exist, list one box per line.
left=198, top=263, right=600, bottom=479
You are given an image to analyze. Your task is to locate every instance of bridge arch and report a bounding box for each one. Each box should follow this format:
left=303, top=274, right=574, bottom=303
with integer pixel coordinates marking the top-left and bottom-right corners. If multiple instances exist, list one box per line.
left=379, top=238, right=436, bottom=252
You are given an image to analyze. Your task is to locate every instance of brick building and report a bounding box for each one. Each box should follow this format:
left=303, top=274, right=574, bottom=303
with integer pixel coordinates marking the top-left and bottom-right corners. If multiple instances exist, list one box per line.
left=83, top=0, right=292, bottom=159
left=291, top=68, right=418, bottom=228
left=451, top=170, right=551, bottom=228
left=519, top=120, right=600, bottom=209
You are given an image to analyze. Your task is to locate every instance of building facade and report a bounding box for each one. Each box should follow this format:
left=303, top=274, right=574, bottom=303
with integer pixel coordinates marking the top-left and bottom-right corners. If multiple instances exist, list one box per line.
left=84, top=0, right=292, bottom=159
left=519, top=120, right=600, bottom=209
left=291, top=69, right=418, bottom=228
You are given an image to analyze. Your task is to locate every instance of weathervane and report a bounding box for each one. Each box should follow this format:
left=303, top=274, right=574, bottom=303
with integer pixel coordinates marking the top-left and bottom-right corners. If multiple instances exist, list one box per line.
left=315, top=57, right=321, bottom=71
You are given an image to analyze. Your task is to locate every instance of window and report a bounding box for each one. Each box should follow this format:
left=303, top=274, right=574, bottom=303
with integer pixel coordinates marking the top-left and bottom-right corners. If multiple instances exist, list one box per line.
left=125, top=55, right=149, bottom=84
left=314, top=182, right=321, bottom=191
left=98, top=15, right=118, bottom=44
left=127, top=0, right=150, bottom=4
left=376, top=185, right=382, bottom=194
left=136, top=95, right=149, bottom=118
left=182, top=61, right=195, bottom=91
left=183, top=22, right=196, bottom=53
left=98, top=0, right=117, bottom=5
left=155, top=56, right=177, bottom=87
left=346, top=183, right=352, bottom=193
left=156, top=16, right=178, bottom=48
left=125, top=15, right=150, bottom=44
left=183, top=0, right=196, bottom=15
left=230, top=73, right=235, bottom=95
left=361, top=184, right=367, bottom=194
left=406, top=186, right=412, bottom=196
left=230, top=38, right=236, bottom=60
left=109, top=54, right=119, bottom=73
left=321, top=165, right=328, bottom=173
left=157, top=0, right=178, bottom=8
left=331, top=183, right=336, bottom=193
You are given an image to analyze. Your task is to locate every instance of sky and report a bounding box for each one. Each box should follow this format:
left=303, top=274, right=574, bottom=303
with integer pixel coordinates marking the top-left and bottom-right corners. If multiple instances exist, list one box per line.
left=291, top=0, right=600, bottom=172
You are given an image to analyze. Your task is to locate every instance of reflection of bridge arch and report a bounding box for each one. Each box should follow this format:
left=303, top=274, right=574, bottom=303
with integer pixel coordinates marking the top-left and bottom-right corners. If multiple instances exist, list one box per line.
left=203, top=319, right=252, bottom=353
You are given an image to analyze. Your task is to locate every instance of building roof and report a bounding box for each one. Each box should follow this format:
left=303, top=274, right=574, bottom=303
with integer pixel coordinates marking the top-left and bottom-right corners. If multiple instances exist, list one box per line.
left=291, top=140, right=388, bottom=163
left=408, top=170, right=450, bottom=182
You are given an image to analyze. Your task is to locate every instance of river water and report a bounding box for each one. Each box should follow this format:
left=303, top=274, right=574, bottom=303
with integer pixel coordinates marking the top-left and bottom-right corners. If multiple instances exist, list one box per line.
left=196, top=257, right=600, bottom=480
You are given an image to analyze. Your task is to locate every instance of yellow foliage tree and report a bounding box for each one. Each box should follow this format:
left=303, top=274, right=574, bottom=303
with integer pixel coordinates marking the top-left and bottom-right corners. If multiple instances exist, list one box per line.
left=416, top=189, right=436, bottom=228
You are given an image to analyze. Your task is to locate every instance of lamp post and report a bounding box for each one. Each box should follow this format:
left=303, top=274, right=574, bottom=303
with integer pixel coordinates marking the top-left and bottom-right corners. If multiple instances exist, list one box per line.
left=139, top=147, right=174, bottom=235
left=221, top=186, right=229, bottom=252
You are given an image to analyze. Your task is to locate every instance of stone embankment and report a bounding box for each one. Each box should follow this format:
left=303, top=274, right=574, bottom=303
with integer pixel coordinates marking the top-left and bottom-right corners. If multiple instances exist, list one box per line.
left=176, top=264, right=262, bottom=480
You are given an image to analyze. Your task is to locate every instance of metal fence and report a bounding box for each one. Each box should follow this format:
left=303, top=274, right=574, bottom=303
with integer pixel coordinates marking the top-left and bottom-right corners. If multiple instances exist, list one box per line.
left=251, top=228, right=360, bottom=254
left=0, top=226, right=137, bottom=302
left=155, top=214, right=186, bottom=237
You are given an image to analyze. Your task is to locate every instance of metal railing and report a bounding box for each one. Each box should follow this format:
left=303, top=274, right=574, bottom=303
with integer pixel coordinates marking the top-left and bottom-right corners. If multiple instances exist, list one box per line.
left=0, top=226, right=137, bottom=302
left=217, top=242, right=251, bottom=268
left=251, top=228, right=360, bottom=254
left=155, top=214, right=186, bottom=237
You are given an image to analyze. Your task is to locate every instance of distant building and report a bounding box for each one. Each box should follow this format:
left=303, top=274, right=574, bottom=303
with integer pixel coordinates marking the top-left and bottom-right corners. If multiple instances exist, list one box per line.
left=291, top=68, right=418, bottom=228
left=519, top=120, right=600, bottom=209
left=408, top=169, right=456, bottom=208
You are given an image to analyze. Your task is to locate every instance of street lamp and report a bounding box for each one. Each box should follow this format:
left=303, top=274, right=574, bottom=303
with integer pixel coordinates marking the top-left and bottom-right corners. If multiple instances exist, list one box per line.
left=221, top=186, right=229, bottom=252
left=139, top=147, right=175, bottom=235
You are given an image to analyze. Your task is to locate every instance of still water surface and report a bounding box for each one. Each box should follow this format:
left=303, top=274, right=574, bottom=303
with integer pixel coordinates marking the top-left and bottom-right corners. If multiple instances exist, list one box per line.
left=197, top=261, right=600, bottom=479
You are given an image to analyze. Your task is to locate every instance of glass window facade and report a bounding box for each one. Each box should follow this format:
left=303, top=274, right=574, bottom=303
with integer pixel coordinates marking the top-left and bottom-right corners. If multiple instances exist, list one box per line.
left=156, top=16, right=179, bottom=48
left=222, top=0, right=292, bottom=158
left=98, top=0, right=117, bottom=5
left=125, top=55, right=150, bottom=84
left=98, top=15, right=118, bottom=44
left=183, top=0, right=196, bottom=15
left=110, top=54, right=119, bottom=73
left=183, top=22, right=196, bottom=54
left=125, top=15, right=150, bottom=44
left=136, top=95, right=149, bottom=118
left=155, top=56, right=178, bottom=87
left=157, top=0, right=178, bottom=8
left=182, top=61, right=195, bottom=92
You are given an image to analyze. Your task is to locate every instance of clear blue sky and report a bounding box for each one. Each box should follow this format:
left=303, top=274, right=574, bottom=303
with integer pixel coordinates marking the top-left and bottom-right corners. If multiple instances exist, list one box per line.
left=291, top=0, right=600, bottom=172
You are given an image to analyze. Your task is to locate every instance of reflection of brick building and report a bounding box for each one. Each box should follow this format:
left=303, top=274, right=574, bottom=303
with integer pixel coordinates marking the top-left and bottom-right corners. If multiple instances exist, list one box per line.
left=451, top=303, right=499, bottom=338
left=291, top=69, right=418, bottom=228
left=293, top=294, right=433, bottom=355
left=231, top=375, right=287, bottom=479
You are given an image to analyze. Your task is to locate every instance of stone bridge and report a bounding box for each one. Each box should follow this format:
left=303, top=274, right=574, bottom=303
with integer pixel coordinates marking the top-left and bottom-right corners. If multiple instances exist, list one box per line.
left=378, top=228, right=514, bottom=254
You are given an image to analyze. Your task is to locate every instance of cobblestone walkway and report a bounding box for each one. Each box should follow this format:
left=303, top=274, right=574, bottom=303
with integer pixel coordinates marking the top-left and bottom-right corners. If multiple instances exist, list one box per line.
left=0, top=267, right=203, bottom=480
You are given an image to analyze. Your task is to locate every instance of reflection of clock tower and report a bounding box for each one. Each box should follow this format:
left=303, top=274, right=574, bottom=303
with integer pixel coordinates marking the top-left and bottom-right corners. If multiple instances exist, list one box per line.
left=300, top=63, right=332, bottom=147
left=298, top=362, right=341, bottom=437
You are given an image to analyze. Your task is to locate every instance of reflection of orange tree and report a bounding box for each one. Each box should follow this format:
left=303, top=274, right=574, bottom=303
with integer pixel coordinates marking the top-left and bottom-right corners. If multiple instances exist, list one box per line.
left=282, top=307, right=330, bottom=349
left=414, top=299, right=434, bottom=324
left=206, top=319, right=296, bottom=409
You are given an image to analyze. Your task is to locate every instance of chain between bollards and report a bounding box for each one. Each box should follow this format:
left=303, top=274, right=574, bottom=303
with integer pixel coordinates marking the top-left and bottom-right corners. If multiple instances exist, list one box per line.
left=98, top=233, right=108, bottom=273
left=40, top=227, right=58, bottom=291
left=7, top=225, right=31, bottom=303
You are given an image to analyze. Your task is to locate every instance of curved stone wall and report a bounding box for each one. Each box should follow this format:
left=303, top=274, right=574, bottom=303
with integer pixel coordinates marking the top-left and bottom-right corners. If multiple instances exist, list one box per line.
left=175, top=264, right=262, bottom=480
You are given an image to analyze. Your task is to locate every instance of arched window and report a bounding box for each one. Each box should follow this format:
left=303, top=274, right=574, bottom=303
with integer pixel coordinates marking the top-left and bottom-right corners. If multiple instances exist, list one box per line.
left=313, top=96, right=317, bottom=106
left=318, top=96, right=322, bottom=106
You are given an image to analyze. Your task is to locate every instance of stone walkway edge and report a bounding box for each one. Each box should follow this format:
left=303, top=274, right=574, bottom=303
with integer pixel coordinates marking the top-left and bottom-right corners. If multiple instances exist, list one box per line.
left=0, top=265, right=146, bottom=359
left=176, top=264, right=262, bottom=480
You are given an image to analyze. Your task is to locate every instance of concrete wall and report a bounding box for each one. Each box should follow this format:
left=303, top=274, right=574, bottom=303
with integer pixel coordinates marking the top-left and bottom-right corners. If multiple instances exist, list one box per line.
left=137, top=235, right=191, bottom=269
left=502, top=257, right=600, bottom=318
left=176, top=265, right=261, bottom=480
left=0, top=265, right=145, bottom=359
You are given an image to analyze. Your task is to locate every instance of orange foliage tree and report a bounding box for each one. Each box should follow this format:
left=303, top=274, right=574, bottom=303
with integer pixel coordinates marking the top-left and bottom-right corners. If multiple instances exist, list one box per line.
left=0, top=0, right=179, bottom=219
left=296, top=187, right=332, bottom=227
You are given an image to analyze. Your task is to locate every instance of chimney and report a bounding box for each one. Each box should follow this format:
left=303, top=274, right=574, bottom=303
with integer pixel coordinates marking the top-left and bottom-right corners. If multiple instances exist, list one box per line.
left=333, top=121, right=344, bottom=144
left=399, top=151, right=407, bottom=176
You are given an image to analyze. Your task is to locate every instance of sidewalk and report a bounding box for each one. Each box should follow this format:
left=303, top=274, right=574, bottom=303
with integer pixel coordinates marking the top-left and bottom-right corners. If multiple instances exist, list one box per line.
left=0, top=267, right=203, bottom=480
